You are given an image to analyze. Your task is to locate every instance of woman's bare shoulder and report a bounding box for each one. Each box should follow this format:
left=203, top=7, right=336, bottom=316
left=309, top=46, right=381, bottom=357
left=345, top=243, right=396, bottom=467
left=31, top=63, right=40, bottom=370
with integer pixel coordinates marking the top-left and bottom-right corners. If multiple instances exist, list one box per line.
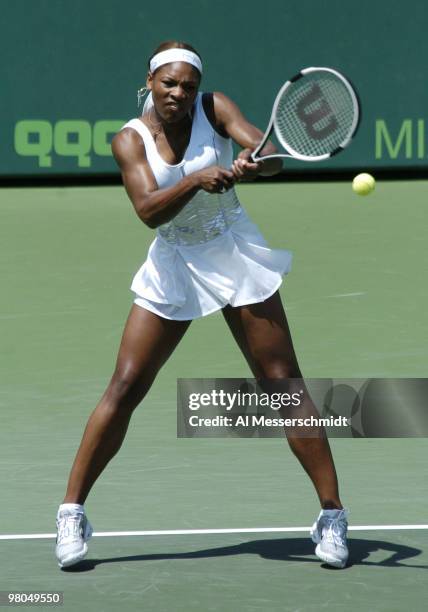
left=111, top=125, right=146, bottom=167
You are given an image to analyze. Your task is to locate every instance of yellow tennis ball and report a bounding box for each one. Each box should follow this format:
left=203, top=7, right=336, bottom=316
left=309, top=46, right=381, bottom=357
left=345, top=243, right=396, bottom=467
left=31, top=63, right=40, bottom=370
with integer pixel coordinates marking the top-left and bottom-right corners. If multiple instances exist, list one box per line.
left=352, top=173, right=375, bottom=196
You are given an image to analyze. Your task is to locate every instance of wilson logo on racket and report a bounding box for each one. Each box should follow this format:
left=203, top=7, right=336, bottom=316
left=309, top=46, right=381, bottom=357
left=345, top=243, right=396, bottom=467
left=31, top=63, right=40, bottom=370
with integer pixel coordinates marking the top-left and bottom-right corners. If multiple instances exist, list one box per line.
left=295, top=83, right=339, bottom=141
left=251, top=67, right=360, bottom=163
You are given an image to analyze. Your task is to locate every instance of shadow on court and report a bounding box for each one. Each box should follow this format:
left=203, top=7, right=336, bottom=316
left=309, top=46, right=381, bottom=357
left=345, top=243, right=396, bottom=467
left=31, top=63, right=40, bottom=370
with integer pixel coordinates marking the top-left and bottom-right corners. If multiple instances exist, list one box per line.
left=62, top=537, right=428, bottom=572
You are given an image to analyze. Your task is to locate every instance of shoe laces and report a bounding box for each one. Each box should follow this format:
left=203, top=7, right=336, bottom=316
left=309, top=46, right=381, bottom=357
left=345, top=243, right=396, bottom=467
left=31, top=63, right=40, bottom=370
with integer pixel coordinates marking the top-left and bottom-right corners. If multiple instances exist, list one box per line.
left=56, top=513, right=84, bottom=544
left=322, top=510, right=347, bottom=546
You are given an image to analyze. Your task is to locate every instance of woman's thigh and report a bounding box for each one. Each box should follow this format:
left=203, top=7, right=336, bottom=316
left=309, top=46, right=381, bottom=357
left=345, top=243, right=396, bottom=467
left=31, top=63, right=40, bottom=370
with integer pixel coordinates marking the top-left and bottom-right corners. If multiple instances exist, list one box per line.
left=222, top=291, right=301, bottom=378
left=107, top=304, right=191, bottom=404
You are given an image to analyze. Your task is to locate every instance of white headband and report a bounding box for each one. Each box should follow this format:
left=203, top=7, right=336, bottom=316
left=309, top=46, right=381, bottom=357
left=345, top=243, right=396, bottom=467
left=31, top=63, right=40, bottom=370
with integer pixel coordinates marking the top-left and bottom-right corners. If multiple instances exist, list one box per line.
left=149, top=48, right=202, bottom=75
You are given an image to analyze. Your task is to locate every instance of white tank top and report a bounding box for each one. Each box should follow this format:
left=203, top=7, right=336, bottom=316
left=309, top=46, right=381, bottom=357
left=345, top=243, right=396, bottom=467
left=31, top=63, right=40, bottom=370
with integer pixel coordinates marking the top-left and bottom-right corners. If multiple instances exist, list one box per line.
left=121, top=93, right=242, bottom=246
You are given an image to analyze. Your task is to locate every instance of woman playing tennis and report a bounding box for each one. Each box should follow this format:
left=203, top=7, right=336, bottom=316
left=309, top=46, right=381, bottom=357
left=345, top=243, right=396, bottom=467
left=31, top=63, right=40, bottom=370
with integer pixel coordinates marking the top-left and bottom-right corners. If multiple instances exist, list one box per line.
left=55, top=41, right=349, bottom=569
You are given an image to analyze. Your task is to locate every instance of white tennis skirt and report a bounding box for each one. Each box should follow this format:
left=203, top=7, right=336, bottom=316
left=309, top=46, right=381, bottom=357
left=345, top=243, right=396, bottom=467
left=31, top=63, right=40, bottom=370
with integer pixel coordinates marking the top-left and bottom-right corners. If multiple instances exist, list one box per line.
left=131, top=208, right=292, bottom=320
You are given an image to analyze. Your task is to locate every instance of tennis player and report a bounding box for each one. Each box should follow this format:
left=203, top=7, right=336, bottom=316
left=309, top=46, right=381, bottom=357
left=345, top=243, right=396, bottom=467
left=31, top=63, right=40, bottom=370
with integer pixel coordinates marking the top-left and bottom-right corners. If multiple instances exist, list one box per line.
left=55, top=41, right=349, bottom=569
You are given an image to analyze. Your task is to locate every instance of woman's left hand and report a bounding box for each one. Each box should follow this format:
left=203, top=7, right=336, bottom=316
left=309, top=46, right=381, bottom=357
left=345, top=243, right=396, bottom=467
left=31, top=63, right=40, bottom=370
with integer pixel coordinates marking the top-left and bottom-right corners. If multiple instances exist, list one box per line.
left=232, top=148, right=264, bottom=181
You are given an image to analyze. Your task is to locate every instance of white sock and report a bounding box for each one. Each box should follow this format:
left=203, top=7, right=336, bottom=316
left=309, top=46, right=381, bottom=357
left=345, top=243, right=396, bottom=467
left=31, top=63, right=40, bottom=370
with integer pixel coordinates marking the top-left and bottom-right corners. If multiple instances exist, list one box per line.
left=58, top=503, right=84, bottom=515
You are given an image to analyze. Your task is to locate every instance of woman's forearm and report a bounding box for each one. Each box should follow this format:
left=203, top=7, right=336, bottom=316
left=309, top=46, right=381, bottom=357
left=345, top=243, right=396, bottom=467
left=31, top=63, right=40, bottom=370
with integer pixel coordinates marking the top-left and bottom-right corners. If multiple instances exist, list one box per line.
left=134, top=174, right=200, bottom=228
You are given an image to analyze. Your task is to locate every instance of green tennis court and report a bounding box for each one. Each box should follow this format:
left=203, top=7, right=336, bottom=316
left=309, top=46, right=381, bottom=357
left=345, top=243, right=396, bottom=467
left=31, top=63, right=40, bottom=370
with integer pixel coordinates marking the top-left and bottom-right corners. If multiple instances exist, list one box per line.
left=1, top=181, right=427, bottom=611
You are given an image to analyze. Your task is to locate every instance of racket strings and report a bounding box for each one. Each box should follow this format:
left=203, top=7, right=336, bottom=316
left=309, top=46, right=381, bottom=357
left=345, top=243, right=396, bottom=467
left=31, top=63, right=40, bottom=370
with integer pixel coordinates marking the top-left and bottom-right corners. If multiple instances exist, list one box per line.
left=275, top=72, right=357, bottom=158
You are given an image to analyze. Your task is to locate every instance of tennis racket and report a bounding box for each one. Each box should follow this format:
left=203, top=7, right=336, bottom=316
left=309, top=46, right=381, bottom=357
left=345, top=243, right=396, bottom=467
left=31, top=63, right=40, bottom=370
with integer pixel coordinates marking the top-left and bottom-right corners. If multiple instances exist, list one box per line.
left=251, top=67, right=360, bottom=163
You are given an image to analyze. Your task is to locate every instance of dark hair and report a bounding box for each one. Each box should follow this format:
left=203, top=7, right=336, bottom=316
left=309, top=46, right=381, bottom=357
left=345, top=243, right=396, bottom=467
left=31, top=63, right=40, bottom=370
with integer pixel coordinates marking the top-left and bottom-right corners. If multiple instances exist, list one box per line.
left=148, top=40, right=202, bottom=71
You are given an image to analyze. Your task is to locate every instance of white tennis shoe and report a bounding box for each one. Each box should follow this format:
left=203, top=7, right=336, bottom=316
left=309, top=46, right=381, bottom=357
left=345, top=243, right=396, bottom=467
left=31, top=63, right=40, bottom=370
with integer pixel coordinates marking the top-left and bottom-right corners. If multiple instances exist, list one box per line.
left=310, top=508, right=349, bottom=568
left=55, top=505, right=93, bottom=568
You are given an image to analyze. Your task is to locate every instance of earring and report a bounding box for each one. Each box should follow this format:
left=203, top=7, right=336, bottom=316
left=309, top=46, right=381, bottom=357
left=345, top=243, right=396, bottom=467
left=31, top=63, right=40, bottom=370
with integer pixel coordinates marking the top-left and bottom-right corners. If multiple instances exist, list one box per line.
left=137, top=86, right=148, bottom=108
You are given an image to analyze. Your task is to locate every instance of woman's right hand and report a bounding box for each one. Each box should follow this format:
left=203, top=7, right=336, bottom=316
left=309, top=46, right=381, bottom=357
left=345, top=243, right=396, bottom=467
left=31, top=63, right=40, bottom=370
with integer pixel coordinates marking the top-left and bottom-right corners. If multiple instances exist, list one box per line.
left=192, top=166, right=235, bottom=193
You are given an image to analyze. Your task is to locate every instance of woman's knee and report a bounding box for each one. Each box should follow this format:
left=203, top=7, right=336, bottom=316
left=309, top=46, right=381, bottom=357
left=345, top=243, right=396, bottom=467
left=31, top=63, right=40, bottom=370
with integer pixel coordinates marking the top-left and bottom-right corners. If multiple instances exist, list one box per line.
left=104, top=364, right=155, bottom=410
left=253, top=354, right=301, bottom=379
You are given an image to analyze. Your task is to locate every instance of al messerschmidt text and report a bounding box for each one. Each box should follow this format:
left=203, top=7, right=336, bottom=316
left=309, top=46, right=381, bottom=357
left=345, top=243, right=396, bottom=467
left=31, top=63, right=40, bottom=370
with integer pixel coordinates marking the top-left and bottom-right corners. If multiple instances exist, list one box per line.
left=188, top=415, right=350, bottom=427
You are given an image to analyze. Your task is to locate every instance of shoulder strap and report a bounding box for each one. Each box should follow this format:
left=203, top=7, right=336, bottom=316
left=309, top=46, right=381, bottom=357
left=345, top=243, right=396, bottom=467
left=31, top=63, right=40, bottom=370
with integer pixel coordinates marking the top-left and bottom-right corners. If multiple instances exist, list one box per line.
left=201, top=93, right=229, bottom=138
left=121, top=118, right=158, bottom=156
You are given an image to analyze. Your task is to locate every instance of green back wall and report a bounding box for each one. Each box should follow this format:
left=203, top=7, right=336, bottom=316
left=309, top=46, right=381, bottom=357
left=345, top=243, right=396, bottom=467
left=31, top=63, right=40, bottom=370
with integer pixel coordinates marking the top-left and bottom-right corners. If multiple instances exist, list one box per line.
left=1, top=0, right=426, bottom=176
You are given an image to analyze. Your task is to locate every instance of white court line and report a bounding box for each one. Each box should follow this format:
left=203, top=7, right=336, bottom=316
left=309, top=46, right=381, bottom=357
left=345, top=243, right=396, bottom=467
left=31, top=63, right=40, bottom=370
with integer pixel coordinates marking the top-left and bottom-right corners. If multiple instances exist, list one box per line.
left=1, top=525, right=428, bottom=541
